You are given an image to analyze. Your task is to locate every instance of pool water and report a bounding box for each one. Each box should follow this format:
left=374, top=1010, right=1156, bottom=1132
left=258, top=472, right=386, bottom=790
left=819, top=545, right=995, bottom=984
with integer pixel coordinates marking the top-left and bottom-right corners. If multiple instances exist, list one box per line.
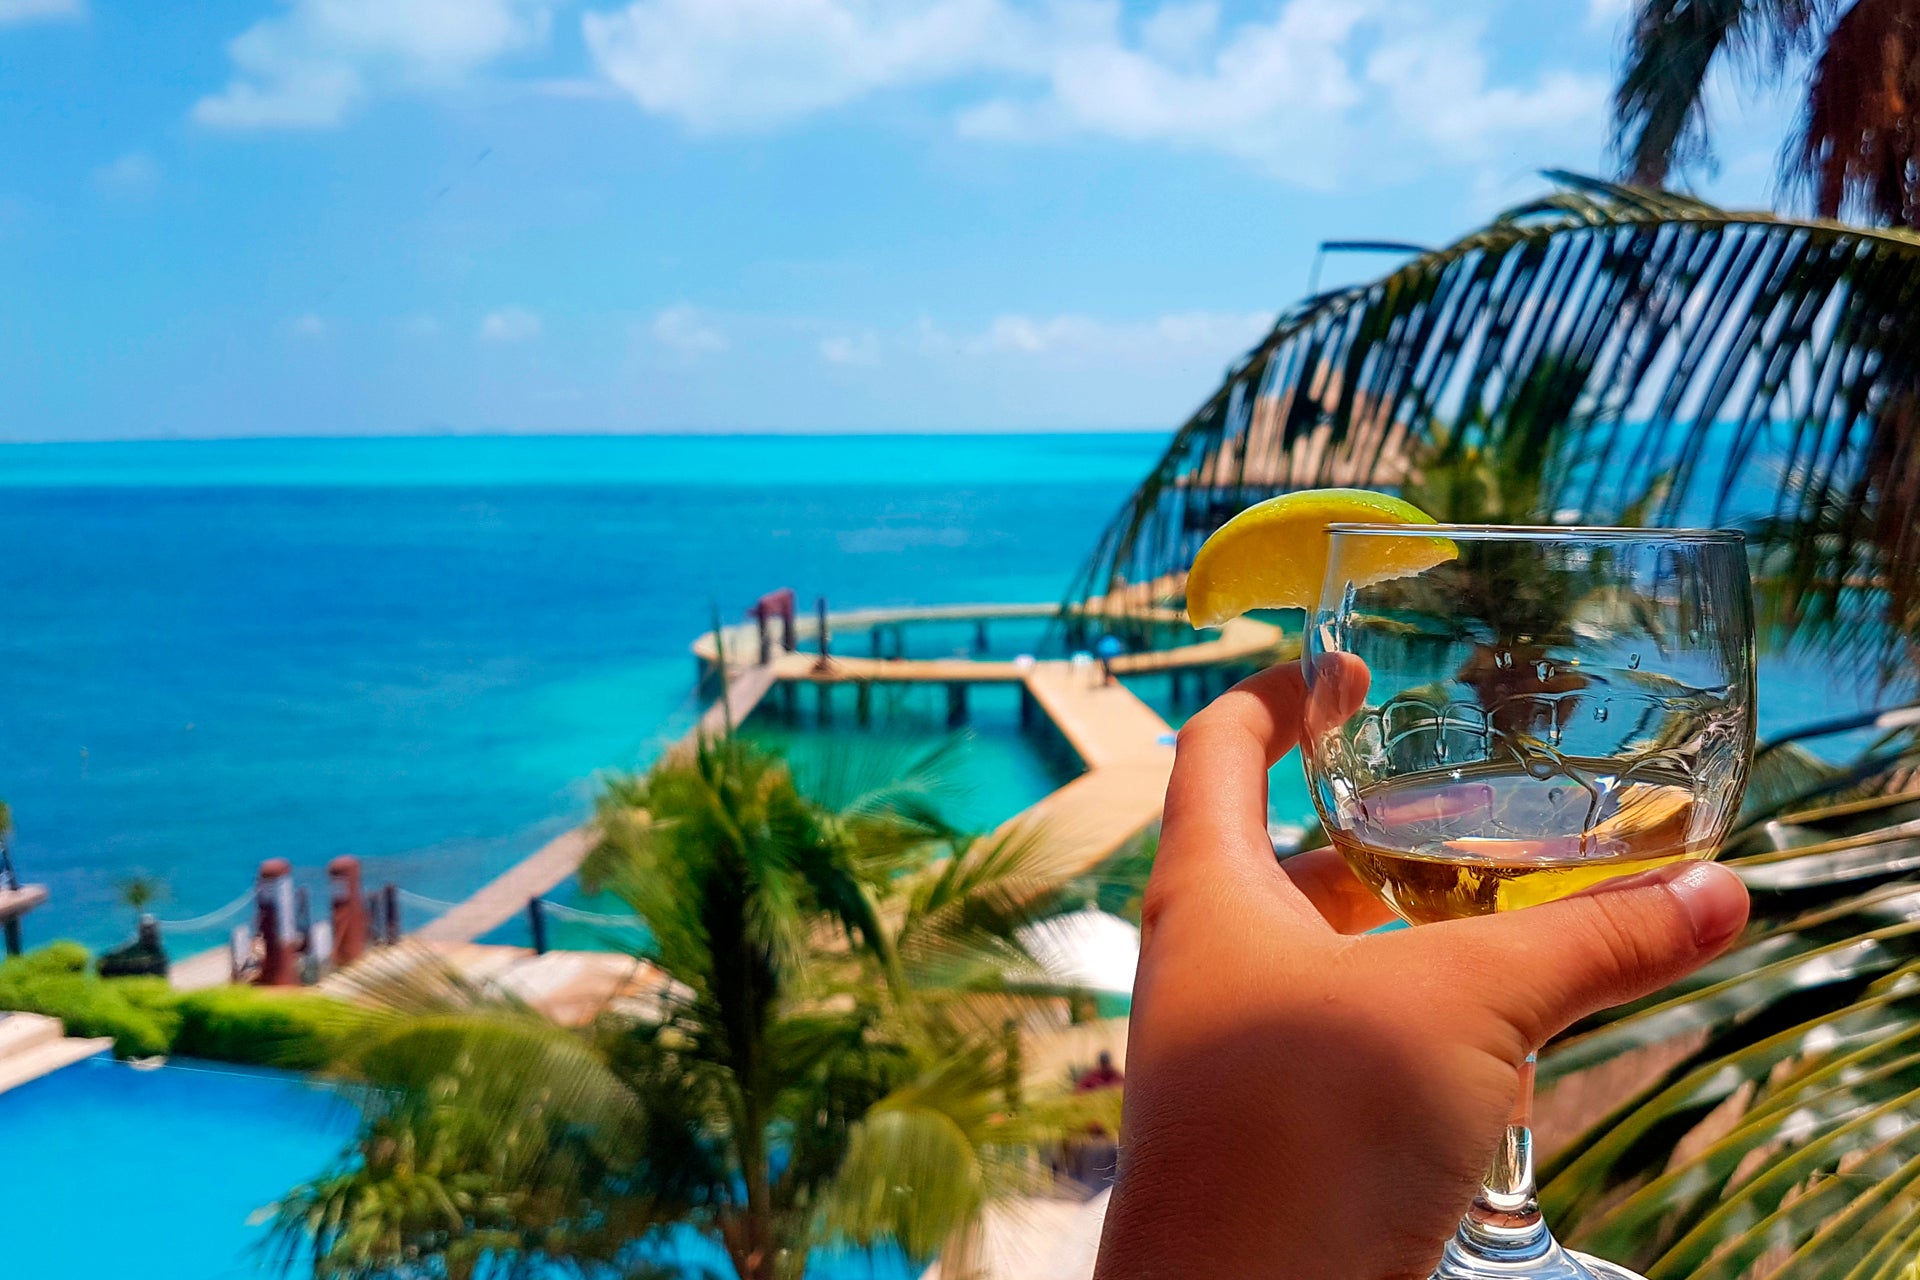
left=0, top=1055, right=917, bottom=1280
left=0, top=1056, right=356, bottom=1280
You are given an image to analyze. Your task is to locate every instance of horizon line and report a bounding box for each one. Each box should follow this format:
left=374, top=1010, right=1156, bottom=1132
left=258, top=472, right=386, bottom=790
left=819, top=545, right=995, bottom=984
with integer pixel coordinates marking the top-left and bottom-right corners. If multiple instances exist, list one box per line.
left=0, top=426, right=1177, bottom=447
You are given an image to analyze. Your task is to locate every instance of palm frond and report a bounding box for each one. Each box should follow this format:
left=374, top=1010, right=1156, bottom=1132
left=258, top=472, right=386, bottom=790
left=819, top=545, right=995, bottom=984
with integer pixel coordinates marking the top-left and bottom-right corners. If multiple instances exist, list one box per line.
left=1068, top=173, right=1920, bottom=684
left=1611, top=1, right=1832, bottom=188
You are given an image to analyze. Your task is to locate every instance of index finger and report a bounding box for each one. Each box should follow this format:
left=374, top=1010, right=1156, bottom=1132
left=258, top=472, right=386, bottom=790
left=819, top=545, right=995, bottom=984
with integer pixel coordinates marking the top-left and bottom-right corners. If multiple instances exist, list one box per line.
left=1158, top=654, right=1369, bottom=893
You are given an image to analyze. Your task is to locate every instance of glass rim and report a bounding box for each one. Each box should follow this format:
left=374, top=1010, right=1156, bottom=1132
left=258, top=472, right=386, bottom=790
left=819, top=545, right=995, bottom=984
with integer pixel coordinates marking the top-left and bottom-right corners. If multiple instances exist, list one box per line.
left=1324, top=523, right=1745, bottom=544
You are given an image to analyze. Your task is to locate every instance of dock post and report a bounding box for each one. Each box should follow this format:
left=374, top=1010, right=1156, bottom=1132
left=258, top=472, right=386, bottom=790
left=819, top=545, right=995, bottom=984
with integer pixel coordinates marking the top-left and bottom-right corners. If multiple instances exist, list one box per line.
left=892, top=624, right=906, bottom=659
left=1018, top=685, right=1036, bottom=730
left=2, top=917, right=19, bottom=958
left=757, top=611, right=773, bottom=665
left=974, top=619, right=989, bottom=656
left=947, top=683, right=967, bottom=729
left=816, top=682, right=834, bottom=725
left=780, top=681, right=798, bottom=721
left=815, top=596, right=831, bottom=668
left=383, top=883, right=401, bottom=945
left=528, top=898, right=549, bottom=956
left=870, top=627, right=881, bottom=658
left=1169, top=669, right=1184, bottom=707
left=856, top=682, right=872, bottom=727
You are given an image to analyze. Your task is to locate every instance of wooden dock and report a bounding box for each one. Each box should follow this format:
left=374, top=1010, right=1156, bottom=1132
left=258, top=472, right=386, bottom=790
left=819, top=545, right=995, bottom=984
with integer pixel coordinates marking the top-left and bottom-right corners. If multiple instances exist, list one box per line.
left=412, top=599, right=1278, bottom=944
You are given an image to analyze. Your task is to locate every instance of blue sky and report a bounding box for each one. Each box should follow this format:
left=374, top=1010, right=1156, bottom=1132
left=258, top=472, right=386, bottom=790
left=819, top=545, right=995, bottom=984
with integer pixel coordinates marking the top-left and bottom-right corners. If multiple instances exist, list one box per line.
left=0, top=0, right=1800, bottom=440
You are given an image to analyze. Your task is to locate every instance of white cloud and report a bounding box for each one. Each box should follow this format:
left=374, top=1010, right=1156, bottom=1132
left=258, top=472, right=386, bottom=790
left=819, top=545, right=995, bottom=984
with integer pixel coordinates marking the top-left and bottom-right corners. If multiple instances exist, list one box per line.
left=194, top=0, right=559, bottom=130
left=0, top=0, right=83, bottom=24
left=1586, top=0, right=1634, bottom=25
left=650, top=304, right=728, bottom=354
left=919, top=309, right=1270, bottom=359
left=585, top=0, right=1605, bottom=183
left=400, top=313, right=443, bottom=338
left=584, top=0, right=1044, bottom=132
left=91, top=152, right=160, bottom=200
left=820, top=331, right=881, bottom=365
left=479, top=307, right=542, bottom=342
left=290, top=313, right=328, bottom=338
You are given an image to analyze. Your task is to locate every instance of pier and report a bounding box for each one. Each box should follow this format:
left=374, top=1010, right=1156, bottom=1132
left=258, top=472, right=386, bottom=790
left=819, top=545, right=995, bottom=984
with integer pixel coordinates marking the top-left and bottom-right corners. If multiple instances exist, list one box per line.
left=413, top=597, right=1284, bottom=944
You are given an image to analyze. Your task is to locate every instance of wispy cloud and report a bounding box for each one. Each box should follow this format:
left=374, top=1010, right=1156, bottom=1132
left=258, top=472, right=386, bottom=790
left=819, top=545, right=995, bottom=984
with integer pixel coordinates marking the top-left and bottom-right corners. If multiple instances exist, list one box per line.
left=820, top=331, right=881, bottom=366
left=194, top=0, right=559, bottom=130
left=650, top=304, right=728, bottom=354
left=584, top=0, right=1604, bottom=182
left=399, top=313, right=443, bottom=339
left=0, top=0, right=83, bottom=25
left=91, top=151, right=160, bottom=200
left=921, top=309, right=1271, bottom=359
left=290, top=313, right=328, bottom=338
left=479, top=307, right=541, bottom=342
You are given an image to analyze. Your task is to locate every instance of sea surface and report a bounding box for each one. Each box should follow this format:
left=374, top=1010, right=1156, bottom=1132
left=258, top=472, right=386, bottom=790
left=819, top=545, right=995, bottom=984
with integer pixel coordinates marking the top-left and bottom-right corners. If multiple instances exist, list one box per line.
left=0, top=432, right=1891, bottom=952
left=0, top=434, right=1164, bottom=949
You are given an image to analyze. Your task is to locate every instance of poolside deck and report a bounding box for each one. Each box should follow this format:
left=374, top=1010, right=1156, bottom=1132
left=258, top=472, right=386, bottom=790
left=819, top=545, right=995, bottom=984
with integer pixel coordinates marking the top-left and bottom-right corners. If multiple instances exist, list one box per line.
left=0, top=1013, right=110, bottom=1095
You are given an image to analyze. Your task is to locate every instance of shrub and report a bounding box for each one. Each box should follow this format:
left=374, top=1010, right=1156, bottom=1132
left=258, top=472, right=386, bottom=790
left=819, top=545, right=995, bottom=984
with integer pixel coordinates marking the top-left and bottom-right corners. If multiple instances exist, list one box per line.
left=0, top=962, right=180, bottom=1059
left=173, top=986, right=371, bottom=1071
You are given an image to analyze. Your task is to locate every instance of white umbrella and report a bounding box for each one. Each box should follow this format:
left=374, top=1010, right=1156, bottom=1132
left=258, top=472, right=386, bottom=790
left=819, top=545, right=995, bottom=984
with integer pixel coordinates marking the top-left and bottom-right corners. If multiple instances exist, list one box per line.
left=1018, top=909, right=1140, bottom=997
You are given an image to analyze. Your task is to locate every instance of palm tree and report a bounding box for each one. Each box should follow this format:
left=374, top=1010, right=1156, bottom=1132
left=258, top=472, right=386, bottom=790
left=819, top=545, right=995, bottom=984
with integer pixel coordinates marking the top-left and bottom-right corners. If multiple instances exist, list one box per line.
left=1612, top=0, right=1920, bottom=226
left=270, top=734, right=1116, bottom=1280
left=118, top=874, right=163, bottom=925
left=1067, top=172, right=1920, bottom=1277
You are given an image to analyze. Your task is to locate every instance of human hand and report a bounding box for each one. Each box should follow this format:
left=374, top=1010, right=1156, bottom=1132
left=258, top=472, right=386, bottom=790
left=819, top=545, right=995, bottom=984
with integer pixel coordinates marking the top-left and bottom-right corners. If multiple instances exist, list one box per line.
left=1092, top=659, right=1748, bottom=1280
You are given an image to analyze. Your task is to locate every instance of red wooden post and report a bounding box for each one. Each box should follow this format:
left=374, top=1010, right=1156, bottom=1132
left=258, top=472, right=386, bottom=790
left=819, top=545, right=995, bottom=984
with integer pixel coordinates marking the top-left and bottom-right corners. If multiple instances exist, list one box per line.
left=329, top=856, right=368, bottom=965
left=254, top=858, right=300, bottom=987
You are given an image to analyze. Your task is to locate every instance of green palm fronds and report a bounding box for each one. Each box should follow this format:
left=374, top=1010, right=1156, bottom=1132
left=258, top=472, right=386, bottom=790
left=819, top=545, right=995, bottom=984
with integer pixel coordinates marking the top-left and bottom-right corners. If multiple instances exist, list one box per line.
left=1069, top=173, right=1920, bottom=682
left=272, top=734, right=1128, bottom=1280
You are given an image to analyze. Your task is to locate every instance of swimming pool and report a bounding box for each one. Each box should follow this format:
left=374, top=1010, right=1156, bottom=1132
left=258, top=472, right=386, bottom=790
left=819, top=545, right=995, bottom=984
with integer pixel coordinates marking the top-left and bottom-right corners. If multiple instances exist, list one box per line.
left=0, top=1056, right=356, bottom=1280
left=0, top=1056, right=916, bottom=1280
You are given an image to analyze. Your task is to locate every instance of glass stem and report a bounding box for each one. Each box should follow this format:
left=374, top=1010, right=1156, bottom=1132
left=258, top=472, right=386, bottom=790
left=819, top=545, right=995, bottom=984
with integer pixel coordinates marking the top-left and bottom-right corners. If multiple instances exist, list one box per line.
left=1457, top=1054, right=1550, bottom=1261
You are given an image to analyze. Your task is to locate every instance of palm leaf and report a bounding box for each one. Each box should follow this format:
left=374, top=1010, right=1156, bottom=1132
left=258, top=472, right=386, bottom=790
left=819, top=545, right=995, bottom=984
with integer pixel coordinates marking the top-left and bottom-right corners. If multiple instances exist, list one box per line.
left=1067, top=173, right=1920, bottom=683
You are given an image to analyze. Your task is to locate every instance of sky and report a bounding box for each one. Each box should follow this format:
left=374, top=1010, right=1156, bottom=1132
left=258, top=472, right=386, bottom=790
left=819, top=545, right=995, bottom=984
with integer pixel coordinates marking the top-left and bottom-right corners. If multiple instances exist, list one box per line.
left=0, top=0, right=1804, bottom=440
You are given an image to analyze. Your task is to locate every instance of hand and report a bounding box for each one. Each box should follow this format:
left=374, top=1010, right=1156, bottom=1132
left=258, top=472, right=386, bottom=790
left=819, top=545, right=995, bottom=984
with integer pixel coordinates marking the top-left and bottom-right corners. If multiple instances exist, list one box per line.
left=1092, top=659, right=1748, bottom=1280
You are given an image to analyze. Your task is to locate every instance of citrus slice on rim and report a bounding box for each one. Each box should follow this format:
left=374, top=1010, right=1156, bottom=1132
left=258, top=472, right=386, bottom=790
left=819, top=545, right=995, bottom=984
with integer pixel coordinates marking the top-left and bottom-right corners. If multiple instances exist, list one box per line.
left=1185, top=488, right=1457, bottom=628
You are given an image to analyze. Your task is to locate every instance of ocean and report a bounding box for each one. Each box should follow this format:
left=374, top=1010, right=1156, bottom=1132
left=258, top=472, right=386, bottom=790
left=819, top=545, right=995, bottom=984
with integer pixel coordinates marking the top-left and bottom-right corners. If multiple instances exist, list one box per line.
left=0, top=432, right=1886, bottom=952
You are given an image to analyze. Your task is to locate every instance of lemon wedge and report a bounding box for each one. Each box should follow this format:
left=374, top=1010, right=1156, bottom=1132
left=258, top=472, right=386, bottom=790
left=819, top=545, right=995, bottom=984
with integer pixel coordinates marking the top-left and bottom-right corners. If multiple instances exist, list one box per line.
left=1185, top=488, right=1457, bottom=628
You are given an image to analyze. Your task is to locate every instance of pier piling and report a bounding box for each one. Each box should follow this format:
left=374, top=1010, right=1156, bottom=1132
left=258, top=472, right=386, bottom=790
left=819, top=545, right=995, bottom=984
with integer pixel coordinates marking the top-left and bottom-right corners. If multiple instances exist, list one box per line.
left=528, top=898, right=549, bottom=956
left=946, top=682, right=968, bottom=728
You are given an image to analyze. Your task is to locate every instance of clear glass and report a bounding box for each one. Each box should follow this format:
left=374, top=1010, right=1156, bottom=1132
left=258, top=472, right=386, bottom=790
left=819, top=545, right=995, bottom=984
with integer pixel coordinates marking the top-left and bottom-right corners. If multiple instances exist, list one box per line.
left=1301, top=524, right=1756, bottom=1280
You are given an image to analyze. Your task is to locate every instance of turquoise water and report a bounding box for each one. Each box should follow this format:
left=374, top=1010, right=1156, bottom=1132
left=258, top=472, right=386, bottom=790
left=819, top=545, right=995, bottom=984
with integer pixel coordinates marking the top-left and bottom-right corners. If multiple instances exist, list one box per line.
left=0, top=1056, right=357, bottom=1279
left=0, top=1054, right=912, bottom=1279
left=0, top=434, right=1166, bottom=952
left=0, top=431, right=1889, bottom=954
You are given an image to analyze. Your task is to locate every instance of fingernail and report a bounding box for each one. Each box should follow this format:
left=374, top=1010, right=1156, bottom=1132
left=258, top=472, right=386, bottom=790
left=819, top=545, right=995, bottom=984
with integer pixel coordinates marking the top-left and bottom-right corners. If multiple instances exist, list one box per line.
left=1578, top=862, right=1747, bottom=947
left=1660, top=862, right=1747, bottom=947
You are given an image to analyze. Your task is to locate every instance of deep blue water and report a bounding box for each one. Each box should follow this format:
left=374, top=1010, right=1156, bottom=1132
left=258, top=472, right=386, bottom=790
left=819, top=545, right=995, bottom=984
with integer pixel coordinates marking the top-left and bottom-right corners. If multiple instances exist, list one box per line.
left=0, top=432, right=1891, bottom=953
left=0, top=434, right=1164, bottom=949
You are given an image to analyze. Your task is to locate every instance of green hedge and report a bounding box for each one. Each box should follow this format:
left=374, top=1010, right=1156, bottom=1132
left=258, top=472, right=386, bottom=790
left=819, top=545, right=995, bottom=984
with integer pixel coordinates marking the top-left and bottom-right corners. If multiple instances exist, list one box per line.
left=0, top=942, right=369, bottom=1066
left=173, top=986, right=372, bottom=1070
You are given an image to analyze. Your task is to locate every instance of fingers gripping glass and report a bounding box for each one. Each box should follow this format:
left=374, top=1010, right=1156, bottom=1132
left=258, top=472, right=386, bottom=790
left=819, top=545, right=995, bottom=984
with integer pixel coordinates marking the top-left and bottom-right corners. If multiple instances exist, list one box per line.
left=1302, top=525, right=1755, bottom=1280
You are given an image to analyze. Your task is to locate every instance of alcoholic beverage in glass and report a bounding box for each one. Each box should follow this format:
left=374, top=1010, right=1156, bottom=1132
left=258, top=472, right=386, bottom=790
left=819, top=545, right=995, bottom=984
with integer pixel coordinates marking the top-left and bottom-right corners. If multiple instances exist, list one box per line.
left=1303, top=524, right=1755, bottom=1280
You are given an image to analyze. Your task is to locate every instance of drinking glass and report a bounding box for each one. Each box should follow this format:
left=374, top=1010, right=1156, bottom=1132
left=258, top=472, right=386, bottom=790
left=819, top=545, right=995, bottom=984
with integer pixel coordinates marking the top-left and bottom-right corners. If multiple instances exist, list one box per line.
left=1301, top=525, right=1755, bottom=1280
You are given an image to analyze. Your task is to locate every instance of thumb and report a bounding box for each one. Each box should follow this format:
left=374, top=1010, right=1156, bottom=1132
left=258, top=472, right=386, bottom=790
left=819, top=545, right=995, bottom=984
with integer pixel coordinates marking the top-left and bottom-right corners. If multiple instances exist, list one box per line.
left=1431, top=861, right=1749, bottom=1056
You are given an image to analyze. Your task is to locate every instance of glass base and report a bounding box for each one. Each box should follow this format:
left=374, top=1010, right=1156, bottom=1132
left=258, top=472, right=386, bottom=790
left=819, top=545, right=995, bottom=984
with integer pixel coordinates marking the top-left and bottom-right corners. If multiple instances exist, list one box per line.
left=1432, top=1235, right=1645, bottom=1279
